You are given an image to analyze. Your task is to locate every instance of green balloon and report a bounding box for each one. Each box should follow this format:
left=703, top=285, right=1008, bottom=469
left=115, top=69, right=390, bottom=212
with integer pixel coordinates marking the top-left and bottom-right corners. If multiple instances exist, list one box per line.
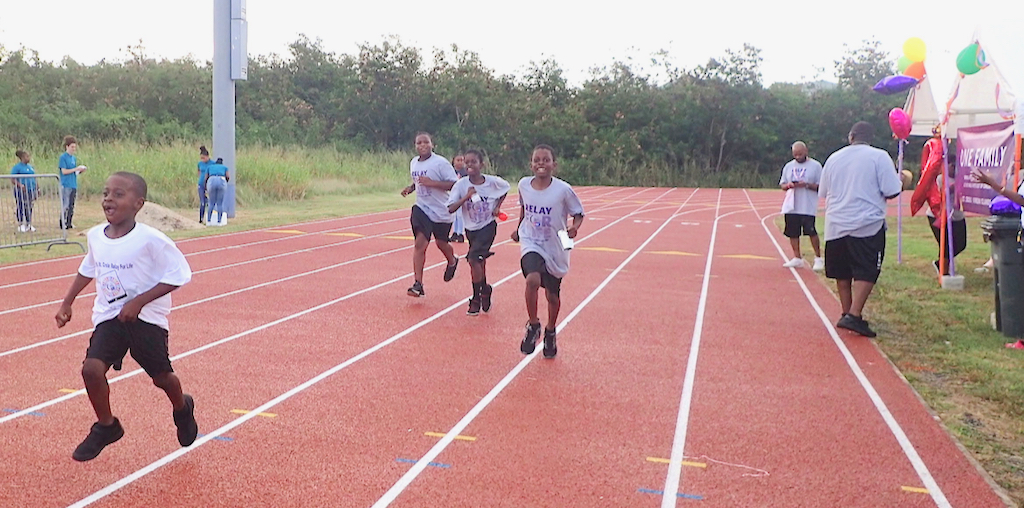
left=897, top=56, right=912, bottom=74
left=956, top=44, right=982, bottom=75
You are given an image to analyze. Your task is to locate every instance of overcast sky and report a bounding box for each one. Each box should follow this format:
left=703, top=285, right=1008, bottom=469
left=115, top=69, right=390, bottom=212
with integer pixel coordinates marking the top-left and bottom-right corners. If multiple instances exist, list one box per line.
left=1, top=0, right=1021, bottom=90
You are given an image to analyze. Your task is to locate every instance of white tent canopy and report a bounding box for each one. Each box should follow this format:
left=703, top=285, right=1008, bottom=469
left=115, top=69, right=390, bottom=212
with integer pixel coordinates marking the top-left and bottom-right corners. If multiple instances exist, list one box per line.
left=904, top=28, right=1020, bottom=138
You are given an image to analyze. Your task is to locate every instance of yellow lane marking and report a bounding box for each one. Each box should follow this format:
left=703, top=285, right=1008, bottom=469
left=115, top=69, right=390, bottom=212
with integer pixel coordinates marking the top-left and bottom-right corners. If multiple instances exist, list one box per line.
left=267, top=229, right=306, bottom=234
left=720, top=254, right=776, bottom=260
left=424, top=431, right=477, bottom=441
left=230, top=409, right=277, bottom=418
left=646, top=457, right=707, bottom=469
left=325, top=232, right=364, bottom=237
left=901, top=486, right=930, bottom=494
left=649, top=251, right=699, bottom=256
left=58, top=388, right=79, bottom=393
left=578, top=247, right=627, bottom=253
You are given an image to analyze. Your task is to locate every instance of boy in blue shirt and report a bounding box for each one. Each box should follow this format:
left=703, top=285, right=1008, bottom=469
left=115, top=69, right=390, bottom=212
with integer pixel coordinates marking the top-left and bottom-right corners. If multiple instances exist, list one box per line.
left=11, top=150, right=38, bottom=232
left=58, top=135, right=88, bottom=229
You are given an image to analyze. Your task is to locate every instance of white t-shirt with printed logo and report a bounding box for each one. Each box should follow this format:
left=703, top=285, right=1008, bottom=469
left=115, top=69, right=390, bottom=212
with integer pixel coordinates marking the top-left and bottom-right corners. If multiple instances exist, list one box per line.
left=446, top=175, right=511, bottom=232
left=410, top=153, right=459, bottom=224
left=779, top=158, right=823, bottom=216
left=78, top=222, right=192, bottom=330
left=517, top=177, right=585, bottom=278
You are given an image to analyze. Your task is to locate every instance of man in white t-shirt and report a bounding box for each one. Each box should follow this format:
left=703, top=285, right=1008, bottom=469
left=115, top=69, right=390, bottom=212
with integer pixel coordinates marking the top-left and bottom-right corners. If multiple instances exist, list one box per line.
left=55, top=172, right=197, bottom=461
left=779, top=141, right=824, bottom=270
left=511, top=145, right=584, bottom=358
left=818, top=122, right=903, bottom=338
left=400, top=132, right=460, bottom=297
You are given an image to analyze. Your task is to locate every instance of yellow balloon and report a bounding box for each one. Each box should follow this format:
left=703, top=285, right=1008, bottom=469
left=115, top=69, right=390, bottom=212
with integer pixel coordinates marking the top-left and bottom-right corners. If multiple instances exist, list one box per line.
left=903, top=37, right=927, bottom=63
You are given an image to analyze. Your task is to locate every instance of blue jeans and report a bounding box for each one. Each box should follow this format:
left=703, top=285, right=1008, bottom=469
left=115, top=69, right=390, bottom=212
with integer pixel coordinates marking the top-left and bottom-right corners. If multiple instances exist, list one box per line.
left=206, top=177, right=227, bottom=223
left=14, top=188, right=36, bottom=223
left=61, top=187, right=77, bottom=228
left=198, top=184, right=208, bottom=221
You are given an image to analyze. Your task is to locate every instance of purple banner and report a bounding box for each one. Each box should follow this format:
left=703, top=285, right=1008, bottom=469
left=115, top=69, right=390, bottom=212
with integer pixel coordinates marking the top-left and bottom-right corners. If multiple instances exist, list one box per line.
left=956, top=121, right=1016, bottom=214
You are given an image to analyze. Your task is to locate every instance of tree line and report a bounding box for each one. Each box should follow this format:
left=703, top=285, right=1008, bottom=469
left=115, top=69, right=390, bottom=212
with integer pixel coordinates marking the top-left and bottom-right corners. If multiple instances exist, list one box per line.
left=0, top=37, right=907, bottom=186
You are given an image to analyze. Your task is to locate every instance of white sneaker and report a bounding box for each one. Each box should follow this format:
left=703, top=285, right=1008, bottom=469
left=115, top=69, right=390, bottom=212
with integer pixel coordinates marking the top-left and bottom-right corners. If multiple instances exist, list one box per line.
left=783, top=257, right=805, bottom=268
left=812, top=257, right=825, bottom=271
left=18, top=224, right=28, bottom=233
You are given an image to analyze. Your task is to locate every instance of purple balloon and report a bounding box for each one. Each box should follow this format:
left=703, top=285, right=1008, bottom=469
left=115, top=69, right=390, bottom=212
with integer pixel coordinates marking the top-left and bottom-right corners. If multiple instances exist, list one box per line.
left=873, top=75, right=920, bottom=95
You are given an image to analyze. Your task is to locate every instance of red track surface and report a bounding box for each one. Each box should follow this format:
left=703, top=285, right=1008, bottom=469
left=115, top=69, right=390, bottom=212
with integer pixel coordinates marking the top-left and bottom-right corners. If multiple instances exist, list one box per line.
left=0, top=187, right=1010, bottom=507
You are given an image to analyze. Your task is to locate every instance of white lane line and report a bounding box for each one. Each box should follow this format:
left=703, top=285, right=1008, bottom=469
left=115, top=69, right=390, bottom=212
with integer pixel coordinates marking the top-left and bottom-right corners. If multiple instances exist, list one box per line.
left=0, top=188, right=653, bottom=421
left=62, top=189, right=679, bottom=508
left=0, top=187, right=629, bottom=316
left=0, top=235, right=415, bottom=359
left=0, top=188, right=624, bottom=298
left=743, top=189, right=951, bottom=508
left=372, top=189, right=699, bottom=508
left=661, top=189, right=723, bottom=508
left=0, top=220, right=412, bottom=317
left=0, top=215, right=408, bottom=291
left=0, top=187, right=616, bottom=278
left=0, top=206, right=411, bottom=273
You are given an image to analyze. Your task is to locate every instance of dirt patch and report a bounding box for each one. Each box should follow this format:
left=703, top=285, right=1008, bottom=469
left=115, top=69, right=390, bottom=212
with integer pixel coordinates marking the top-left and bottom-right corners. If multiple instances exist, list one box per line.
left=76, top=202, right=204, bottom=234
left=137, top=202, right=205, bottom=232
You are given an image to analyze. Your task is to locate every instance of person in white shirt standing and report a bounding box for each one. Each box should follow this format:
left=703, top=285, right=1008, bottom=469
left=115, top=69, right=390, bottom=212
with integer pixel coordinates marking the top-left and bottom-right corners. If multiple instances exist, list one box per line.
left=512, top=145, right=584, bottom=358
left=779, top=141, right=824, bottom=270
left=818, top=122, right=903, bottom=338
left=401, top=132, right=460, bottom=297
left=55, top=172, right=197, bottom=461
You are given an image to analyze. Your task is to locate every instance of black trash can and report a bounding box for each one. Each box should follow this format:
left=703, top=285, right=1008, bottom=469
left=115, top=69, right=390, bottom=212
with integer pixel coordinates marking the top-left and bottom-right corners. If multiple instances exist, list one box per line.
left=981, top=215, right=1024, bottom=338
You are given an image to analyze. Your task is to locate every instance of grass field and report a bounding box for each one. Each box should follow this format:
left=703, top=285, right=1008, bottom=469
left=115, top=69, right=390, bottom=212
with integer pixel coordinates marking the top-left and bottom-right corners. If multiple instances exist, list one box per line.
left=777, top=214, right=1024, bottom=504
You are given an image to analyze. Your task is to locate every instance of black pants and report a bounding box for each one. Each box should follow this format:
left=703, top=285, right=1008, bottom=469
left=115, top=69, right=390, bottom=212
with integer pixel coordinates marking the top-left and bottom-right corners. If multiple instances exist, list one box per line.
left=928, top=217, right=967, bottom=270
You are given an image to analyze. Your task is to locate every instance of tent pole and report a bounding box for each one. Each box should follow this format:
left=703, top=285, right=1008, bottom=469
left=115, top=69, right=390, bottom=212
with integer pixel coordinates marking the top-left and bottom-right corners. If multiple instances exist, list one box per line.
left=897, top=140, right=904, bottom=264
left=940, top=137, right=952, bottom=281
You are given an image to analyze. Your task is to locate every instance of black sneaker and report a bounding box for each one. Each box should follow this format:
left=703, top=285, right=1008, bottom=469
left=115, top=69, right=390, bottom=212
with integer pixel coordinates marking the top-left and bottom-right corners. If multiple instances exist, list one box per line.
left=520, top=322, right=541, bottom=354
left=456, top=234, right=465, bottom=243
left=480, top=284, right=493, bottom=313
left=836, top=314, right=876, bottom=338
left=543, top=328, right=557, bottom=358
left=443, top=258, right=459, bottom=282
left=173, top=394, right=199, bottom=447
left=407, top=281, right=425, bottom=297
left=467, top=297, right=481, bottom=316
left=72, top=418, right=125, bottom=461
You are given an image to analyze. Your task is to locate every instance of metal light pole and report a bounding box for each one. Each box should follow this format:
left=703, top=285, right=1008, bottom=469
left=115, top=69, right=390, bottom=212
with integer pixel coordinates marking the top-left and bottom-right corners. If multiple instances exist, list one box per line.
left=213, top=0, right=247, bottom=217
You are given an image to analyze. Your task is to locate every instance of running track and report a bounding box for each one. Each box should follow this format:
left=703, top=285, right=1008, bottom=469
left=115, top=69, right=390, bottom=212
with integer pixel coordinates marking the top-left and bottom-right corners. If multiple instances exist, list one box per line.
left=0, top=187, right=1011, bottom=507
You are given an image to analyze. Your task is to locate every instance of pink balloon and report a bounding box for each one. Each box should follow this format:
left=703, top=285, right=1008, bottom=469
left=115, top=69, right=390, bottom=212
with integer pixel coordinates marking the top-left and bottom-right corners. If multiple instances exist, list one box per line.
left=888, top=108, right=911, bottom=140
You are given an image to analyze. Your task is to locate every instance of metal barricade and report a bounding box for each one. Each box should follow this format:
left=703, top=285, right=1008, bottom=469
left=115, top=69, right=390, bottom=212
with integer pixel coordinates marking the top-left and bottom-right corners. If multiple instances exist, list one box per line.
left=1, top=174, right=84, bottom=251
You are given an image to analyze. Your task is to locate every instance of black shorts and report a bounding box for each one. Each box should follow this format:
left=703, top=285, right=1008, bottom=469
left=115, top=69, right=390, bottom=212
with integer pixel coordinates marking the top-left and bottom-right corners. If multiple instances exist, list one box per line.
left=784, top=214, right=818, bottom=238
left=85, top=319, right=173, bottom=377
left=824, top=227, right=886, bottom=284
left=520, top=252, right=562, bottom=294
left=466, top=221, right=498, bottom=262
left=410, top=205, right=452, bottom=242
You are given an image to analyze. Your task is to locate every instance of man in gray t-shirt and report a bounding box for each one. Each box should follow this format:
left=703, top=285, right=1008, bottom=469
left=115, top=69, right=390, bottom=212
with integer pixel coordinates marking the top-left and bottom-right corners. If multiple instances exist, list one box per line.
left=779, top=141, right=823, bottom=270
left=818, top=122, right=903, bottom=338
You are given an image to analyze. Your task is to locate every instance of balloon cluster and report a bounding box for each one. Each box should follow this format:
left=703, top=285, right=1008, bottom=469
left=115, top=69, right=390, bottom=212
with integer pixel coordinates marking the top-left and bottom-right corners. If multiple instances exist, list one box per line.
left=956, top=43, right=987, bottom=75
left=899, top=37, right=927, bottom=80
left=873, top=37, right=926, bottom=95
